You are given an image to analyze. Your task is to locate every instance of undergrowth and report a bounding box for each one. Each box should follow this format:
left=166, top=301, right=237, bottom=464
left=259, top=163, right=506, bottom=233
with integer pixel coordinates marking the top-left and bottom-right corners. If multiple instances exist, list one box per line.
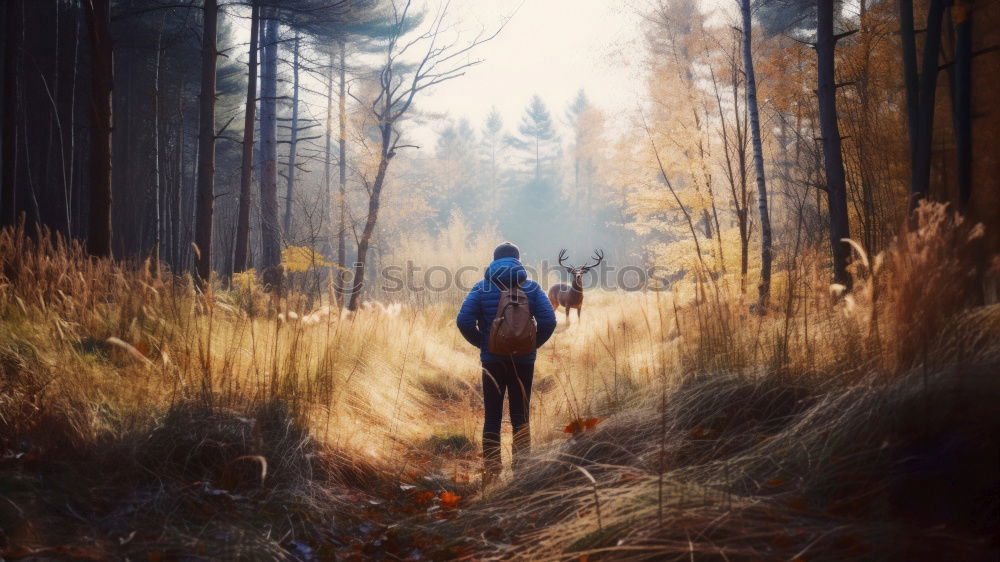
left=0, top=202, right=996, bottom=560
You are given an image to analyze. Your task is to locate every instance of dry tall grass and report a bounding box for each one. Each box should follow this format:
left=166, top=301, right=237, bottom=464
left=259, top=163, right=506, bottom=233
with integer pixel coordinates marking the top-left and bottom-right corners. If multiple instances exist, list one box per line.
left=0, top=202, right=997, bottom=559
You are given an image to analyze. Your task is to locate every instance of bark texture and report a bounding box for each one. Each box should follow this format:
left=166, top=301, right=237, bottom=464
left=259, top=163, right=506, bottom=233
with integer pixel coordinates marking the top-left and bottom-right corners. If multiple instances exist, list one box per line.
left=233, top=0, right=259, bottom=274
left=259, top=15, right=281, bottom=289
left=194, top=0, right=218, bottom=282
left=741, top=0, right=772, bottom=309
left=816, top=0, right=852, bottom=289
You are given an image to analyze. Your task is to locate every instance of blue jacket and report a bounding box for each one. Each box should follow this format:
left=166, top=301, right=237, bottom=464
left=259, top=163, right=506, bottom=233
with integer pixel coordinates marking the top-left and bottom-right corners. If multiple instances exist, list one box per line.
left=456, top=257, right=557, bottom=363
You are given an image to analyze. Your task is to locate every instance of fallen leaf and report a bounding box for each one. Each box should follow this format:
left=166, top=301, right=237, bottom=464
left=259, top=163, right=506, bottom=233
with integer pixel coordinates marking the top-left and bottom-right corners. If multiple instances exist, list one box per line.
left=766, top=477, right=786, bottom=487
left=439, top=491, right=461, bottom=509
left=564, top=417, right=605, bottom=434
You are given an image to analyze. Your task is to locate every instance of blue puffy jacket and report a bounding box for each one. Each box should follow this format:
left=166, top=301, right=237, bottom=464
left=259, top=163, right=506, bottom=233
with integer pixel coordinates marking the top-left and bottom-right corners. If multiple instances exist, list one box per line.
left=456, top=257, right=557, bottom=363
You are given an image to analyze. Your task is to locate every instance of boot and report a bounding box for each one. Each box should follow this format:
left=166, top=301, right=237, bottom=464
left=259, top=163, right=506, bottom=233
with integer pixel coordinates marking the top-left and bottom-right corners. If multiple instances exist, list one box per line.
left=482, top=436, right=501, bottom=488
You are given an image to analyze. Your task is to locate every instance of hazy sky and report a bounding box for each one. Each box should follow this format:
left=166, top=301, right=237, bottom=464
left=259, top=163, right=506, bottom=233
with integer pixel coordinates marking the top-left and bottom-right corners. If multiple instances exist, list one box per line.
left=408, top=0, right=646, bottom=144
left=224, top=0, right=738, bottom=150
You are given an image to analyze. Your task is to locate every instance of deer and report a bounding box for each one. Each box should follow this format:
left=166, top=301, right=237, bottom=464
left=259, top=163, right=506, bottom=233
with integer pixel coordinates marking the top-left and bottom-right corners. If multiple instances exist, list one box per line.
left=547, top=249, right=603, bottom=323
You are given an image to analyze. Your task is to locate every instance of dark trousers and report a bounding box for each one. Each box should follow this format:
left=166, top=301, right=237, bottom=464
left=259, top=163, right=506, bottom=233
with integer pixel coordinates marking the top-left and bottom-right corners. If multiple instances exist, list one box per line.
left=481, top=358, right=535, bottom=476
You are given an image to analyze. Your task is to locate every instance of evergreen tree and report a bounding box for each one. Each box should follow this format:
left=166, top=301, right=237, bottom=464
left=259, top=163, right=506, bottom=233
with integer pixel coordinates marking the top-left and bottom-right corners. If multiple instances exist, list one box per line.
left=433, top=118, right=478, bottom=224
left=480, top=108, right=506, bottom=219
left=507, top=95, right=560, bottom=184
left=504, top=95, right=563, bottom=258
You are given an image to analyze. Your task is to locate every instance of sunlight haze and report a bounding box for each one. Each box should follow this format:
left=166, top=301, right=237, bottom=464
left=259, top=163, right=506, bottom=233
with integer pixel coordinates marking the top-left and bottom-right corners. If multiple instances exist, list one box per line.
left=410, top=1, right=644, bottom=144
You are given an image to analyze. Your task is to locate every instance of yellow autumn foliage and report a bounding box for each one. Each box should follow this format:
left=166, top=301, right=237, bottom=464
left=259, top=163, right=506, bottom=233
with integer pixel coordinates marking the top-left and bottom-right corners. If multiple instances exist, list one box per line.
left=281, top=245, right=329, bottom=273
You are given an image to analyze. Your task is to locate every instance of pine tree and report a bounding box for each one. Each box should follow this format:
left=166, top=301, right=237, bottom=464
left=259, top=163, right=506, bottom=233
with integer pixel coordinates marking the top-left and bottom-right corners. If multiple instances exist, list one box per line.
left=507, top=95, right=560, bottom=184
left=504, top=95, right=563, bottom=256
left=480, top=108, right=505, bottom=218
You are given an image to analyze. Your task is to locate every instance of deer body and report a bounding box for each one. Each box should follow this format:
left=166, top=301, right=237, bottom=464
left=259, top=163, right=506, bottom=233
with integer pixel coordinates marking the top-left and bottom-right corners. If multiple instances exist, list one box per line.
left=547, top=249, right=603, bottom=324
left=548, top=276, right=585, bottom=321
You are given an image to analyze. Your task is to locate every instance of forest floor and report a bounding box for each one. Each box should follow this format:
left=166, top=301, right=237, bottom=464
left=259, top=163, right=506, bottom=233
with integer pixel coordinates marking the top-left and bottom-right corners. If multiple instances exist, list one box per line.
left=1, top=214, right=999, bottom=560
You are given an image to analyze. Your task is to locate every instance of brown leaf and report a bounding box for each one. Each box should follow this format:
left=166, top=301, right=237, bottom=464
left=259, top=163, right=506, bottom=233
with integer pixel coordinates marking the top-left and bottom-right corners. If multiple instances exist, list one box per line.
left=564, top=417, right=605, bottom=434
left=439, top=491, right=461, bottom=509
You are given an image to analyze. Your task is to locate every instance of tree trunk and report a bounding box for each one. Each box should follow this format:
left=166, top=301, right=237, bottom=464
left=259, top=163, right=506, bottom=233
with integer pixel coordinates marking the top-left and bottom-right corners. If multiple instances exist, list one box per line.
left=172, top=86, right=184, bottom=268
left=40, top=0, right=59, bottom=231
left=151, top=14, right=164, bottom=275
left=323, top=50, right=333, bottom=255
left=816, top=0, right=852, bottom=289
left=856, top=0, right=877, bottom=253
left=899, top=0, right=920, bottom=205
left=283, top=33, right=300, bottom=236
left=347, top=124, right=390, bottom=311
left=1, top=0, right=22, bottom=227
left=233, top=0, right=259, bottom=274
left=83, top=0, right=112, bottom=257
left=953, top=0, right=972, bottom=210
left=735, top=74, right=750, bottom=295
left=259, top=15, right=281, bottom=289
left=184, top=129, right=197, bottom=267
left=337, top=40, right=347, bottom=274
left=910, top=0, right=946, bottom=209
left=194, top=0, right=218, bottom=283
left=741, top=0, right=772, bottom=311
left=65, top=2, right=80, bottom=237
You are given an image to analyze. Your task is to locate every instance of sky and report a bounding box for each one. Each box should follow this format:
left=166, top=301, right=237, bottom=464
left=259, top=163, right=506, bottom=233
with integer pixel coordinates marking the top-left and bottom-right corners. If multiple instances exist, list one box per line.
left=406, top=0, right=646, bottom=144
left=223, top=0, right=738, bottom=151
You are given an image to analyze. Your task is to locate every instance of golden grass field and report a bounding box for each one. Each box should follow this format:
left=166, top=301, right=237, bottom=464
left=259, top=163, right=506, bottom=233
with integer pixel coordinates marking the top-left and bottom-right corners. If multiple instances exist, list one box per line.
left=0, top=203, right=998, bottom=560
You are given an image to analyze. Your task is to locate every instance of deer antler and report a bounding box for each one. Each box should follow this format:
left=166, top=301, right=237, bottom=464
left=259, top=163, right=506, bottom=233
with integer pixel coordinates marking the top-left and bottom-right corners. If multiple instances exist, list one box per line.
left=581, top=249, right=604, bottom=271
left=557, top=249, right=574, bottom=272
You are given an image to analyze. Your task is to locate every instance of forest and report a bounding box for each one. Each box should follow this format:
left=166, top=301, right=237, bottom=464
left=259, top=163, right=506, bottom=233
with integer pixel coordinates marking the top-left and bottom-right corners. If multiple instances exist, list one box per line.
left=0, top=0, right=998, bottom=559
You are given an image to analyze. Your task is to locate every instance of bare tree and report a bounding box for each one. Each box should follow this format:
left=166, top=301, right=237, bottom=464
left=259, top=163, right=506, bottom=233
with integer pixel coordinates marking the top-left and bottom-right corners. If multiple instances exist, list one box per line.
left=283, top=32, right=301, bottom=236
left=193, top=0, right=219, bottom=282
left=337, top=39, right=348, bottom=274
left=151, top=13, right=166, bottom=275
left=259, top=14, right=281, bottom=288
left=322, top=50, right=335, bottom=254
left=901, top=0, right=946, bottom=210
left=234, top=0, right=260, bottom=275
left=711, top=34, right=752, bottom=294
left=84, top=0, right=113, bottom=257
left=345, top=1, right=506, bottom=310
left=815, top=0, right=853, bottom=288
left=740, top=0, right=773, bottom=311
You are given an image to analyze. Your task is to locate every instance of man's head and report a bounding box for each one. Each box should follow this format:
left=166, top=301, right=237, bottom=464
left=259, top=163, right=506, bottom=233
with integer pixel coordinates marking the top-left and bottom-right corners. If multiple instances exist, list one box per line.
left=493, top=242, right=520, bottom=261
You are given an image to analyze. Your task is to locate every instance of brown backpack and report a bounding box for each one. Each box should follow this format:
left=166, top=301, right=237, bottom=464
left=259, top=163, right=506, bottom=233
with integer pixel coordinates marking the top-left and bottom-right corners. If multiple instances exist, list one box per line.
left=487, top=284, right=537, bottom=356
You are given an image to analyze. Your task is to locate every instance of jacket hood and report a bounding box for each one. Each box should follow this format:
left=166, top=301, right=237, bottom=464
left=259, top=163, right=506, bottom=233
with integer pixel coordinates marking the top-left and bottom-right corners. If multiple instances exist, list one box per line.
left=485, top=257, right=527, bottom=288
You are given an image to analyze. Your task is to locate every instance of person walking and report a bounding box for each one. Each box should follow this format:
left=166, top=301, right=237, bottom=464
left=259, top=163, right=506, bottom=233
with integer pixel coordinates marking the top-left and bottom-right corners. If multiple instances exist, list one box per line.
left=456, top=242, right=557, bottom=485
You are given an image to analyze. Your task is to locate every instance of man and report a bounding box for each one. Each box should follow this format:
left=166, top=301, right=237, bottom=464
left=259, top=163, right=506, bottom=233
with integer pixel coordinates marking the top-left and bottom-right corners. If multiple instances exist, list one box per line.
left=456, top=242, right=557, bottom=484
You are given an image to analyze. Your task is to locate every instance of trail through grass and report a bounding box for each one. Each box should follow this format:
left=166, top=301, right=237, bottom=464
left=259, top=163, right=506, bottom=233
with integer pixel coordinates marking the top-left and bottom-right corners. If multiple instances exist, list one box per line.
left=0, top=210, right=998, bottom=560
